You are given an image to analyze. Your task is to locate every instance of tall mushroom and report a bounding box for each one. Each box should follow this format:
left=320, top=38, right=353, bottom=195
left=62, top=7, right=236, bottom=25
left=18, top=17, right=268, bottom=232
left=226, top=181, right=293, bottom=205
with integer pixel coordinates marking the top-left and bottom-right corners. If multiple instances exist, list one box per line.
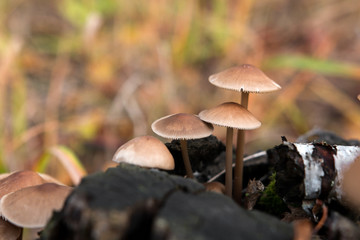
left=199, top=102, right=261, bottom=197
left=151, top=113, right=213, bottom=178
left=112, top=135, right=175, bottom=170
left=209, top=64, right=281, bottom=202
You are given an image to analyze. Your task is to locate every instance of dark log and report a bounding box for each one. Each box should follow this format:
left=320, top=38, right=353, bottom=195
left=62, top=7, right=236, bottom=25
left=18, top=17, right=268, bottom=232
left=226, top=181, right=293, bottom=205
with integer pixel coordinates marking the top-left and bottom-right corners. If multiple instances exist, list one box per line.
left=324, top=211, right=360, bottom=240
left=165, top=135, right=226, bottom=181
left=40, top=163, right=293, bottom=240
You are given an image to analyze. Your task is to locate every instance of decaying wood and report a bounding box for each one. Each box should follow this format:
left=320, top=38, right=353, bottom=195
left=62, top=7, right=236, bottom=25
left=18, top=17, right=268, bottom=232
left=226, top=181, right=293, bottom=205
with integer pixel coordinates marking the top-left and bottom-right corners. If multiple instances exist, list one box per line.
left=243, top=179, right=264, bottom=210
left=40, top=163, right=293, bottom=240
left=268, top=141, right=360, bottom=212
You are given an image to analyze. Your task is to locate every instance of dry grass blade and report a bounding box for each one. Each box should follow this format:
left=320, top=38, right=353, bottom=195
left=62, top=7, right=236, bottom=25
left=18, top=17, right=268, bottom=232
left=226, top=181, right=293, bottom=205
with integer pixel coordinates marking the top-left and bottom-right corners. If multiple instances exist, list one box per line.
left=48, top=146, right=87, bottom=185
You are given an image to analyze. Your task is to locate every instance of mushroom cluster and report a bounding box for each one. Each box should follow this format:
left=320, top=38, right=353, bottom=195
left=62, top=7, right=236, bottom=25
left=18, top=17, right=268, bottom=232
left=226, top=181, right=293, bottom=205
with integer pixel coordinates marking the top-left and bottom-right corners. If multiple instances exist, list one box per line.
left=111, top=64, right=280, bottom=205
left=0, top=170, right=72, bottom=238
left=201, top=64, right=281, bottom=202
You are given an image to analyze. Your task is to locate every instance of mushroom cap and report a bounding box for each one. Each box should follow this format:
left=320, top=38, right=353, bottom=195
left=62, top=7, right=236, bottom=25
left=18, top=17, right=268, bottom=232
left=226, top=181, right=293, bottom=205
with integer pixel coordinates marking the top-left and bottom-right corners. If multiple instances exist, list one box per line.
left=209, top=64, right=281, bottom=93
left=0, top=183, right=73, bottom=228
left=0, top=170, right=47, bottom=200
left=151, top=113, right=214, bottom=140
left=199, top=102, right=261, bottom=130
left=0, top=173, right=10, bottom=181
left=112, top=136, right=175, bottom=170
left=0, top=218, right=22, bottom=240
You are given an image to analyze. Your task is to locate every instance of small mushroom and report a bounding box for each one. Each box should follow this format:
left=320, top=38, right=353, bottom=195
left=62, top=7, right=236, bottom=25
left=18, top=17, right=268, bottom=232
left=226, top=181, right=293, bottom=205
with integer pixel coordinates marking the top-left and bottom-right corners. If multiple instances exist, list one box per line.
left=0, top=170, right=47, bottom=200
left=209, top=64, right=281, bottom=94
left=209, top=64, right=281, bottom=202
left=151, top=113, right=213, bottom=178
left=199, top=102, right=261, bottom=197
left=112, top=135, right=175, bottom=170
left=203, top=182, right=225, bottom=194
left=0, top=183, right=73, bottom=228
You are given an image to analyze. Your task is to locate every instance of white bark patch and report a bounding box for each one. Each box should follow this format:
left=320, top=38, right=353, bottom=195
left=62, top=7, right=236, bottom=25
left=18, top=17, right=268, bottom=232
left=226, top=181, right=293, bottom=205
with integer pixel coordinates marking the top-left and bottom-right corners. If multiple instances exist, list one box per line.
left=294, top=143, right=360, bottom=201
left=294, top=143, right=324, bottom=199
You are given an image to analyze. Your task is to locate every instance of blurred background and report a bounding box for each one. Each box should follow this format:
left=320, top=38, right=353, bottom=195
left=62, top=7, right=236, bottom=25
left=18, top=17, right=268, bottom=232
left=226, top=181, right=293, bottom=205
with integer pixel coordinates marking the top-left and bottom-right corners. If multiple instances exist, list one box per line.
left=0, top=0, right=359, bottom=184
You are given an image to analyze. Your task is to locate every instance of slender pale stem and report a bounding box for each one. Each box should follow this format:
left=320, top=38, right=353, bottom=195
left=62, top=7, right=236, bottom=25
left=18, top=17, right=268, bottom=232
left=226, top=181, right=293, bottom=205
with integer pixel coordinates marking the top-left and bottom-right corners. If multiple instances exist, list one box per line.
left=234, top=92, right=249, bottom=203
left=180, top=139, right=194, bottom=178
left=225, top=127, right=234, bottom=197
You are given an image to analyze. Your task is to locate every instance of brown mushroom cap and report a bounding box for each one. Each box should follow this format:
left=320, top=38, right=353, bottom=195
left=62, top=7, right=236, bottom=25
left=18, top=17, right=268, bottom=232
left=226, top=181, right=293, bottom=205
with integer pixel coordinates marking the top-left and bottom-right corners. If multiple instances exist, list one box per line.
left=204, top=182, right=226, bottom=194
left=209, top=64, right=281, bottom=93
left=0, top=173, right=10, bottom=181
left=112, top=136, right=175, bottom=170
left=199, top=102, right=261, bottom=130
left=0, top=171, right=47, bottom=200
left=0, top=218, right=22, bottom=240
left=0, top=183, right=73, bottom=228
left=151, top=113, right=214, bottom=140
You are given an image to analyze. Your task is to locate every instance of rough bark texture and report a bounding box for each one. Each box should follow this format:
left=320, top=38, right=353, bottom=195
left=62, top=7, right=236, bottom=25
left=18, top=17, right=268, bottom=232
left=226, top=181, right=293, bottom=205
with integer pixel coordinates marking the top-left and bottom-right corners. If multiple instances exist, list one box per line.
left=165, top=135, right=226, bottom=181
left=40, top=163, right=293, bottom=240
left=267, top=142, right=304, bottom=206
left=270, top=141, right=360, bottom=208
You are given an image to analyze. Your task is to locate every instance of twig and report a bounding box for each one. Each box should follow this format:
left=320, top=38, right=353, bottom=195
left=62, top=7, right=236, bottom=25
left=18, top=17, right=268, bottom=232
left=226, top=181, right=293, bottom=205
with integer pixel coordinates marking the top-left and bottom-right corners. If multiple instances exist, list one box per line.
left=207, top=151, right=267, bottom=183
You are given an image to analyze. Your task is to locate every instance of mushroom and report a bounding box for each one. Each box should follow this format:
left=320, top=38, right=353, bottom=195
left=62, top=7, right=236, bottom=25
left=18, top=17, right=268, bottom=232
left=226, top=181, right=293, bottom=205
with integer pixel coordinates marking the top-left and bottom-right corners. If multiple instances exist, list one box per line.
left=0, top=183, right=73, bottom=228
left=209, top=64, right=280, bottom=202
left=199, top=102, right=261, bottom=197
left=0, top=170, right=67, bottom=203
left=112, top=135, right=175, bottom=170
left=0, top=170, right=47, bottom=200
left=151, top=113, right=214, bottom=178
left=203, top=182, right=226, bottom=194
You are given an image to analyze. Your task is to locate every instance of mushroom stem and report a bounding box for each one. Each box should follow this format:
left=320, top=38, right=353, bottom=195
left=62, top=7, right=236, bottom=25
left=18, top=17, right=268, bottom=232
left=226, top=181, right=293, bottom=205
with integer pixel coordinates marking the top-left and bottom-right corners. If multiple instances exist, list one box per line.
left=180, top=139, right=194, bottom=178
left=19, top=228, right=23, bottom=240
left=234, top=92, right=249, bottom=203
left=234, top=130, right=245, bottom=202
left=225, top=127, right=234, bottom=197
left=240, top=92, right=249, bottom=109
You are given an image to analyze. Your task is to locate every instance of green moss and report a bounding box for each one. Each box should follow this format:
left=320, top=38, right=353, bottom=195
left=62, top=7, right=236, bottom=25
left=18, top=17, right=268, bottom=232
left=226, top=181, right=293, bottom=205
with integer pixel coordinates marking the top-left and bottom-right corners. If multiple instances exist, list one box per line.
left=256, top=173, right=288, bottom=217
